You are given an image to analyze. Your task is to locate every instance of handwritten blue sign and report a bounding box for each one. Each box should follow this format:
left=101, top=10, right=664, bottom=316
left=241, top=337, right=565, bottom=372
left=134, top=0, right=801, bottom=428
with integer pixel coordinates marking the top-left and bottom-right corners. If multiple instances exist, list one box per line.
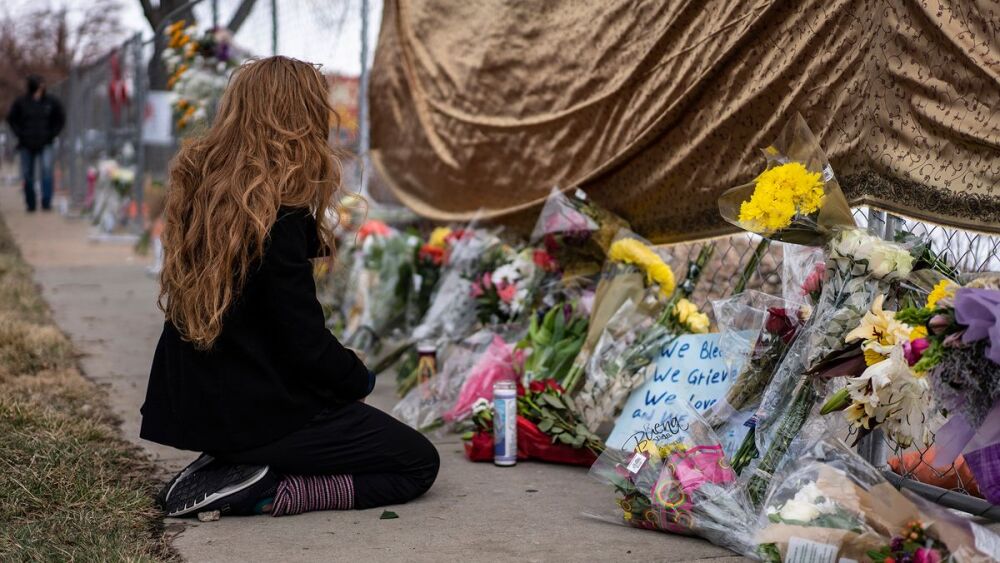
left=605, top=332, right=750, bottom=452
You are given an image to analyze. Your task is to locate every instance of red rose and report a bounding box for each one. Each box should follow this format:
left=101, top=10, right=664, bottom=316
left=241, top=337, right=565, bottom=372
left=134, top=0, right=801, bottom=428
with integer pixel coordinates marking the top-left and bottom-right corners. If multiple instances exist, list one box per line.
left=528, top=380, right=547, bottom=393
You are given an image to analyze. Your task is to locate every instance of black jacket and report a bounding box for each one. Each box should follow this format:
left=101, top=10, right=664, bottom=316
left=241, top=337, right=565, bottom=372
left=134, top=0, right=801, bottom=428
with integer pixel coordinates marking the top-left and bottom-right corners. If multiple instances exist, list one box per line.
left=6, top=93, right=65, bottom=151
left=140, top=208, right=373, bottom=453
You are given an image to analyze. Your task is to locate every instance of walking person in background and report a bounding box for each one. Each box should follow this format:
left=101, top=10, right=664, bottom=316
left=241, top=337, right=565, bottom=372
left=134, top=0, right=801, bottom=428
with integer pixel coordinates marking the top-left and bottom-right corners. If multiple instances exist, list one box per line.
left=5, top=75, right=65, bottom=212
left=142, top=57, right=439, bottom=519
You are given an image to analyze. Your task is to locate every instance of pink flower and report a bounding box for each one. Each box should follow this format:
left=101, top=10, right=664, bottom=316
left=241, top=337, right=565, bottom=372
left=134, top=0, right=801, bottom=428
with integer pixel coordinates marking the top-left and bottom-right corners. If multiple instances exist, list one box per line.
left=482, top=272, right=493, bottom=290
left=904, top=337, right=930, bottom=366
left=914, top=547, right=942, bottom=563
left=496, top=282, right=518, bottom=304
left=469, top=281, right=484, bottom=298
left=801, top=262, right=826, bottom=296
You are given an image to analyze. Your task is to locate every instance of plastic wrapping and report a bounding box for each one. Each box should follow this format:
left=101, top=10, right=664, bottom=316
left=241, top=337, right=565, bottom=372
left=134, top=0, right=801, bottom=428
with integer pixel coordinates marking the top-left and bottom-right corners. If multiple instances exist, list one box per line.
left=756, top=432, right=1000, bottom=562
left=718, top=113, right=855, bottom=246
left=588, top=400, right=756, bottom=557
left=411, top=227, right=503, bottom=343
left=563, top=229, right=675, bottom=393
left=704, top=291, right=806, bottom=429
left=392, top=330, right=498, bottom=432
left=529, top=187, right=630, bottom=280
left=575, top=294, right=667, bottom=432
left=781, top=243, right=825, bottom=307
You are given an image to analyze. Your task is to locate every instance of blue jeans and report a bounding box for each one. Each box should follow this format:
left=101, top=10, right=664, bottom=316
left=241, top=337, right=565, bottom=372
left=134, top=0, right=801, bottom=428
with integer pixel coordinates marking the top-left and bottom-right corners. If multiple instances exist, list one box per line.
left=19, top=146, right=54, bottom=211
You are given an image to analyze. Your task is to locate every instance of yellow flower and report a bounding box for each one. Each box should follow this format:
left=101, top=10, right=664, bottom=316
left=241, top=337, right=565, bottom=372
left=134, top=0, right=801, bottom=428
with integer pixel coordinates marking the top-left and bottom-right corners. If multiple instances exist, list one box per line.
left=622, top=511, right=633, bottom=521
left=926, top=279, right=957, bottom=310
left=658, top=442, right=688, bottom=457
left=910, top=325, right=928, bottom=340
left=864, top=348, right=886, bottom=366
left=608, top=239, right=676, bottom=296
left=635, top=439, right=662, bottom=462
left=427, top=227, right=451, bottom=249
left=738, top=162, right=825, bottom=234
left=674, top=298, right=710, bottom=333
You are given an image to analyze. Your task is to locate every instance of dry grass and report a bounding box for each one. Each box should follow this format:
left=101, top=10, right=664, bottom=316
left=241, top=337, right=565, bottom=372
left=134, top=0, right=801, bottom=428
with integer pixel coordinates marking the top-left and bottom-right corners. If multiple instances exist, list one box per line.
left=0, top=215, right=175, bottom=561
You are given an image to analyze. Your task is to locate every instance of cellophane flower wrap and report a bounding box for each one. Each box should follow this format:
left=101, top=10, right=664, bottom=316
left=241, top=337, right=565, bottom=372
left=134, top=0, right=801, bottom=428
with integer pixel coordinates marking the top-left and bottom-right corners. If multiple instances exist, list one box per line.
left=563, top=229, right=670, bottom=394
left=410, top=226, right=503, bottom=343
left=718, top=113, right=855, bottom=246
left=529, top=187, right=630, bottom=280
left=755, top=432, right=1000, bottom=563
left=736, top=228, right=917, bottom=506
left=703, top=290, right=806, bottom=430
left=393, top=329, right=521, bottom=433
left=344, top=222, right=418, bottom=355
left=588, top=401, right=756, bottom=557
left=571, top=236, right=715, bottom=432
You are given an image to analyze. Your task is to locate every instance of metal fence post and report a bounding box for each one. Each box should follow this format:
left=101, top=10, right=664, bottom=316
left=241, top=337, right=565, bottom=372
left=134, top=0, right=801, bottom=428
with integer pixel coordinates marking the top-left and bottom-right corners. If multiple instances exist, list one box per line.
left=132, top=33, right=146, bottom=229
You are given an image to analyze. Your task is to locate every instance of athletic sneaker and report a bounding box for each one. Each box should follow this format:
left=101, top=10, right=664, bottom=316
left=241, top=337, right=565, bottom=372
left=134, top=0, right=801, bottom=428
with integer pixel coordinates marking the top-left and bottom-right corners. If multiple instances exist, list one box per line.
left=163, top=456, right=276, bottom=518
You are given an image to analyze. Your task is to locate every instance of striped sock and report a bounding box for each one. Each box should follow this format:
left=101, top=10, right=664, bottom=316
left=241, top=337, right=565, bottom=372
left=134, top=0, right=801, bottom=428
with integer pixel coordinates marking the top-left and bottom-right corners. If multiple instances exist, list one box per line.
left=271, top=474, right=355, bottom=517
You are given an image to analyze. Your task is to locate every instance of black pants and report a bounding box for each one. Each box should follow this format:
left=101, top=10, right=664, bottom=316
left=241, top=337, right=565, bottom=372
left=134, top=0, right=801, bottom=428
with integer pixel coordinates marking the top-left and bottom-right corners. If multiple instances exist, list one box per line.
left=215, top=403, right=440, bottom=509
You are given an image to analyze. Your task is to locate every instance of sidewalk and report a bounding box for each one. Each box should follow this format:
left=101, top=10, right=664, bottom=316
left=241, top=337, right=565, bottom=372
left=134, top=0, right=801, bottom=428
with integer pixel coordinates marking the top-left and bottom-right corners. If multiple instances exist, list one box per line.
left=0, top=184, right=744, bottom=562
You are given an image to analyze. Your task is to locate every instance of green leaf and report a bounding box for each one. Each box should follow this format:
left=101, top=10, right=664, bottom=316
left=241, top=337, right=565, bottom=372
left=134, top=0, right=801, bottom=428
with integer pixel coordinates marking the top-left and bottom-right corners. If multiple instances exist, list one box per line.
left=550, top=426, right=564, bottom=434
left=380, top=510, right=399, bottom=520
left=542, top=394, right=565, bottom=410
left=538, top=418, right=554, bottom=432
left=557, top=433, right=574, bottom=445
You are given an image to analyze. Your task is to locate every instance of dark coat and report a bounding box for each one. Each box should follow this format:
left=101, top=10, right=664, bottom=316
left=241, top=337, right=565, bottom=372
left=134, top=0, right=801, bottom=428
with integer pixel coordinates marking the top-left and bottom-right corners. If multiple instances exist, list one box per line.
left=6, top=93, right=66, bottom=151
left=140, top=208, right=373, bottom=453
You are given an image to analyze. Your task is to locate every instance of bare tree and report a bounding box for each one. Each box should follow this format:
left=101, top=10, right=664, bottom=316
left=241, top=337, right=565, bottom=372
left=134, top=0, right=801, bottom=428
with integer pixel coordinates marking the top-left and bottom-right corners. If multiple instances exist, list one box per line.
left=138, top=0, right=259, bottom=89
left=0, top=0, right=125, bottom=113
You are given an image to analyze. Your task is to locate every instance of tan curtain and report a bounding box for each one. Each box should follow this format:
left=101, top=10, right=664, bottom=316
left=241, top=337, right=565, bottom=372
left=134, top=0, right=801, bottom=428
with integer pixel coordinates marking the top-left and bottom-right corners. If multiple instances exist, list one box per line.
left=370, top=0, right=1000, bottom=242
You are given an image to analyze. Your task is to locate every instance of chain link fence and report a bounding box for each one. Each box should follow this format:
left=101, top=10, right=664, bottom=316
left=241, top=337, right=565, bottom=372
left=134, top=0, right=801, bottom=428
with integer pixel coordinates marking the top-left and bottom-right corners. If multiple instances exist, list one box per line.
left=49, top=33, right=145, bottom=212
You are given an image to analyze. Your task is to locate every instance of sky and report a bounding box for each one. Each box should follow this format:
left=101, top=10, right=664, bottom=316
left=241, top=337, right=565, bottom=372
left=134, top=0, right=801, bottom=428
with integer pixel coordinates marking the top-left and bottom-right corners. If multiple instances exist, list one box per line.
left=9, top=0, right=382, bottom=76
left=127, top=0, right=382, bottom=76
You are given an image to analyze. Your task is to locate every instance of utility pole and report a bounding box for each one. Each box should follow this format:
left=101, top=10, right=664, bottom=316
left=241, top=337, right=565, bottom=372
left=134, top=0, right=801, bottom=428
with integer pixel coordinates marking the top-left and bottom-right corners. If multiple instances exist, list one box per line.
left=212, top=0, right=219, bottom=28
left=358, top=0, right=370, bottom=198
left=271, top=0, right=278, bottom=55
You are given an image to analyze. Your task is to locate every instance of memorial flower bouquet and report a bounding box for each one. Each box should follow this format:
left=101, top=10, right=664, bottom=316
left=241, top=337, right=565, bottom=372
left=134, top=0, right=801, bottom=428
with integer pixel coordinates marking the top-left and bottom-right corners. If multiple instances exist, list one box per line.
left=589, top=402, right=756, bottom=557
left=819, top=294, right=933, bottom=449
left=720, top=115, right=918, bottom=507
left=518, top=300, right=590, bottom=385
left=755, top=434, right=997, bottom=563
left=704, top=291, right=807, bottom=429
left=408, top=227, right=452, bottom=318
left=461, top=377, right=603, bottom=465
left=895, top=278, right=1000, bottom=503
left=571, top=241, right=714, bottom=432
left=562, top=230, right=676, bottom=394
left=468, top=245, right=541, bottom=326
left=530, top=188, right=630, bottom=279
left=163, top=21, right=240, bottom=131
left=346, top=223, right=419, bottom=355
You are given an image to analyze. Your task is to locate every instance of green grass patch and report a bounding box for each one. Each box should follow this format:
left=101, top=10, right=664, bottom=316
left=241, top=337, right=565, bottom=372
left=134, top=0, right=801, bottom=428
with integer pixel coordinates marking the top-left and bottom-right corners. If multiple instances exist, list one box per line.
left=0, top=215, right=174, bottom=561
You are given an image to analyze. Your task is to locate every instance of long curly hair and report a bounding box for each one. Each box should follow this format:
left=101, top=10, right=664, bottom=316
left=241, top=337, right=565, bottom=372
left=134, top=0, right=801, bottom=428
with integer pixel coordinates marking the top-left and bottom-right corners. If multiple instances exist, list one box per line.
left=159, top=56, right=342, bottom=349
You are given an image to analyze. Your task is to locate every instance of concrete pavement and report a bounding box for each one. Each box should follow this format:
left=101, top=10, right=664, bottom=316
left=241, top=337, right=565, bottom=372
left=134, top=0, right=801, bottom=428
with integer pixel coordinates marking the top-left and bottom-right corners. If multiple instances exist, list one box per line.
left=0, top=183, right=745, bottom=562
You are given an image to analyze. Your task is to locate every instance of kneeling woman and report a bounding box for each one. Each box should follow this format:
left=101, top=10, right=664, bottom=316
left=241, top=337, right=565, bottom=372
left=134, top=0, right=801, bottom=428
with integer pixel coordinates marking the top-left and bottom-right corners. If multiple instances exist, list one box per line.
left=140, top=57, right=439, bottom=517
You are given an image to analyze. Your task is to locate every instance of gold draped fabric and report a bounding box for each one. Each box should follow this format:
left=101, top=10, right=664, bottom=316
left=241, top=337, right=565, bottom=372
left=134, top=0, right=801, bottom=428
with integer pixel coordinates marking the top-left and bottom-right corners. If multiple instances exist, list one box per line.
left=369, top=0, right=1000, bottom=242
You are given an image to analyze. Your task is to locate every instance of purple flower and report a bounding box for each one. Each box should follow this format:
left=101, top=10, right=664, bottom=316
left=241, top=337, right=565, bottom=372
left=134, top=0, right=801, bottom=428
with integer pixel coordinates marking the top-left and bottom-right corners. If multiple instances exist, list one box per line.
left=954, top=288, right=1000, bottom=364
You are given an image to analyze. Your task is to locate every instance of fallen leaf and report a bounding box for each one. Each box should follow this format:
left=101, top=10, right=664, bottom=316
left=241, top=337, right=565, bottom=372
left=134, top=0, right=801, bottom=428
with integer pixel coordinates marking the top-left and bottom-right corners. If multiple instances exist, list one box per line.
left=380, top=510, right=399, bottom=520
